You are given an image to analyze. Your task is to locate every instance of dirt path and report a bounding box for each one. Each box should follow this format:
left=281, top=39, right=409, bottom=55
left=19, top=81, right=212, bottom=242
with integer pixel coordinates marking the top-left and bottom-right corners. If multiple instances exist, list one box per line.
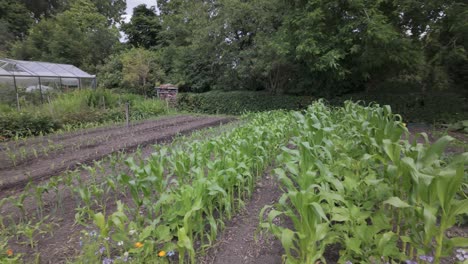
left=0, top=115, right=194, bottom=170
left=0, top=115, right=233, bottom=191
left=201, top=173, right=285, bottom=264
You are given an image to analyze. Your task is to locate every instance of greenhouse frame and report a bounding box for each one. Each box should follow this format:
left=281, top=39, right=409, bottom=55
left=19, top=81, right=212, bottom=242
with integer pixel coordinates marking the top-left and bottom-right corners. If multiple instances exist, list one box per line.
left=0, top=58, right=96, bottom=107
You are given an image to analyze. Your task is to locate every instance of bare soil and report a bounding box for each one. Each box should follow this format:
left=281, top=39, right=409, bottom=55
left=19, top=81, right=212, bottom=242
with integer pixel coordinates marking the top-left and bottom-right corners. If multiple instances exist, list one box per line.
left=200, top=173, right=285, bottom=264
left=0, top=115, right=233, bottom=191
left=1, top=115, right=236, bottom=263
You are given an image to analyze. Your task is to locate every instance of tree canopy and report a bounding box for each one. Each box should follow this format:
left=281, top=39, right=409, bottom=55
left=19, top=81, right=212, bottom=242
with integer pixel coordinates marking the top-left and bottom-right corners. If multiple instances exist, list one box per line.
left=2, top=0, right=466, bottom=95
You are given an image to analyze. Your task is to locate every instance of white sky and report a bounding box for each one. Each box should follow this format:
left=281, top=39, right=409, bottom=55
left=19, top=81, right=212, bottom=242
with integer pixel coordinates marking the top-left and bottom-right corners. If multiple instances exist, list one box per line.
left=123, top=0, right=158, bottom=22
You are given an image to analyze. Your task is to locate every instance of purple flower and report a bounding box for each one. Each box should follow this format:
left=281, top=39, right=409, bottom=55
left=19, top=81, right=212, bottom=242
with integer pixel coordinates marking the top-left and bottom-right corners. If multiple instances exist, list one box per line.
left=456, top=253, right=466, bottom=261
left=167, top=250, right=175, bottom=257
left=99, top=246, right=105, bottom=254
left=102, top=258, right=113, bottom=264
left=419, top=255, right=434, bottom=263
left=345, top=261, right=352, bottom=264
left=405, top=261, right=417, bottom=264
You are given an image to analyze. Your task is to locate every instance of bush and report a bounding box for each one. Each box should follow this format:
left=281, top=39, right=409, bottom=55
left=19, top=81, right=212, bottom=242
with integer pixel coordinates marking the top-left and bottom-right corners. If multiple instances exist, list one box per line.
left=177, top=91, right=313, bottom=115
left=0, top=90, right=172, bottom=139
left=0, top=112, right=62, bottom=138
left=131, top=99, right=168, bottom=120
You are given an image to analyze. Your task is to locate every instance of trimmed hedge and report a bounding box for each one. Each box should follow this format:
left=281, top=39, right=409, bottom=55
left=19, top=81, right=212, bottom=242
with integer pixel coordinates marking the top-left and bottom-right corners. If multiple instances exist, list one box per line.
left=329, top=92, right=468, bottom=123
left=177, top=91, right=313, bottom=114
left=177, top=91, right=467, bottom=123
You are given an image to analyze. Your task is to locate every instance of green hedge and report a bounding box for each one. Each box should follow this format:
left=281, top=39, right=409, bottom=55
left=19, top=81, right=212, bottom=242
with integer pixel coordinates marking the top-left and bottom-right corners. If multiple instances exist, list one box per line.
left=0, top=112, right=62, bottom=139
left=177, top=91, right=467, bottom=123
left=328, top=92, right=468, bottom=123
left=177, top=91, right=313, bottom=115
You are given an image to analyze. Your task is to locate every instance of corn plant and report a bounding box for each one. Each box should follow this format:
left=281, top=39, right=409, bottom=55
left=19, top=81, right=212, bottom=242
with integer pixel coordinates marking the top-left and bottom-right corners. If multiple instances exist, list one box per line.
left=261, top=101, right=467, bottom=263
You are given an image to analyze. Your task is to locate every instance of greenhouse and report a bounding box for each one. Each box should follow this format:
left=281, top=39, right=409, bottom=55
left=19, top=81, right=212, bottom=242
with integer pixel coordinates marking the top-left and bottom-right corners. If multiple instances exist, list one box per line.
left=0, top=58, right=96, bottom=106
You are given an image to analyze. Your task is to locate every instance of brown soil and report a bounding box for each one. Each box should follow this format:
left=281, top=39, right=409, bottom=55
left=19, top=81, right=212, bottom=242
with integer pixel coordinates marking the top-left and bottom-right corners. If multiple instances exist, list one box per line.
left=200, top=173, right=285, bottom=264
left=406, top=124, right=468, bottom=154
left=0, top=115, right=233, bottom=191
left=1, top=115, right=236, bottom=263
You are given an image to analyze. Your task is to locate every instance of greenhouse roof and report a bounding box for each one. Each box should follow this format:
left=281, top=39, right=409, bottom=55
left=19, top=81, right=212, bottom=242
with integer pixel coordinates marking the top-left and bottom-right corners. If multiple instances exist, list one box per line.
left=0, top=58, right=95, bottom=78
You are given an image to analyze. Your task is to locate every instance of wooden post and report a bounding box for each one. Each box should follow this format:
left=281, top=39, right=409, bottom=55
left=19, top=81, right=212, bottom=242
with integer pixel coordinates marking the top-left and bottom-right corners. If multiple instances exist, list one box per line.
left=13, top=75, right=20, bottom=111
left=38, top=76, right=44, bottom=104
left=16, top=92, right=20, bottom=111
left=125, top=102, right=130, bottom=128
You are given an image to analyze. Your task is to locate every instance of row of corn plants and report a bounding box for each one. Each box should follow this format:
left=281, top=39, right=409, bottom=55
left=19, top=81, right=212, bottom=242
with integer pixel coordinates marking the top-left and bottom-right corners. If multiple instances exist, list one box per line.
left=0, top=120, right=244, bottom=263
left=71, top=111, right=295, bottom=263
left=260, top=101, right=467, bottom=264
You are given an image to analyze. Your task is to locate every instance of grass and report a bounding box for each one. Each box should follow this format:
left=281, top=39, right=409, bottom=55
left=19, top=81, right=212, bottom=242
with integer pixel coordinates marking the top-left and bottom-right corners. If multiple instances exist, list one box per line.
left=0, top=89, right=175, bottom=140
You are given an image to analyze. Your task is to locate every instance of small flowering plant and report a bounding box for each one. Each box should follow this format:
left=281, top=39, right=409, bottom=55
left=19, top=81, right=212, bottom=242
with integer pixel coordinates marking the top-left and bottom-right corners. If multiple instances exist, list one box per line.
left=0, top=239, right=21, bottom=262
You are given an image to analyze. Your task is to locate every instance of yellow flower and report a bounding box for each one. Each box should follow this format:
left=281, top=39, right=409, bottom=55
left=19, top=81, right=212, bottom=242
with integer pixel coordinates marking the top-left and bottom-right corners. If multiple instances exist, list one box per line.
left=134, top=242, right=143, bottom=248
left=6, top=249, right=13, bottom=256
left=158, top=250, right=166, bottom=257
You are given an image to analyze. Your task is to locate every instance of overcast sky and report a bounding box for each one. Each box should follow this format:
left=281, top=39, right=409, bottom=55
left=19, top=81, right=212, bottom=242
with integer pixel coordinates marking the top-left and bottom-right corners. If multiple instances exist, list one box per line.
left=123, top=0, right=157, bottom=22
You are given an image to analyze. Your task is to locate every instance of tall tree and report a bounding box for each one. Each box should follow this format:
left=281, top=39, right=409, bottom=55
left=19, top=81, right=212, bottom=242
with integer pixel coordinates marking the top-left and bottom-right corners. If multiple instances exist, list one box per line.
left=0, top=0, right=33, bottom=52
left=122, top=4, right=162, bottom=49
left=20, top=0, right=65, bottom=20
left=11, top=0, right=119, bottom=72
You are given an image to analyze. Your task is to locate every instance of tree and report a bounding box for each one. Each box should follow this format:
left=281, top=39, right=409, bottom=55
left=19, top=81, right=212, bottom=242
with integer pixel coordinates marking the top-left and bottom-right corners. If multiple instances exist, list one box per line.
left=11, top=0, right=119, bottom=72
left=20, top=0, right=65, bottom=20
left=122, top=4, right=162, bottom=49
left=91, top=0, right=126, bottom=25
left=0, top=0, right=33, bottom=52
left=121, top=48, right=165, bottom=95
left=19, top=0, right=125, bottom=25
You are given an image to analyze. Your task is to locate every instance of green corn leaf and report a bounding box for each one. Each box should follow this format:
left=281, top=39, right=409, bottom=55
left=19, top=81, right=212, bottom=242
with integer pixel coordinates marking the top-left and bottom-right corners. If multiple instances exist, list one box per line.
left=421, top=136, right=453, bottom=166
left=310, top=202, right=329, bottom=222
left=281, top=228, right=296, bottom=259
left=384, top=197, right=411, bottom=208
left=93, top=212, right=108, bottom=237
left=452, top=199, right=468, bottom=216
left=449, top=237, right=468, bottom=247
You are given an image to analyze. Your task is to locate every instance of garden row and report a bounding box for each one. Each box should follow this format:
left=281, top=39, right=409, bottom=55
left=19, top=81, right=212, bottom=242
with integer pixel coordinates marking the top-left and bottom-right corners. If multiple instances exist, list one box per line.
left=0, top=89, right=170, bottom=139
left=261, top=101, right=467, bottom=263
left=0, top=111, right=293, bottom=263
left=1, top=102, right=466, bottom=263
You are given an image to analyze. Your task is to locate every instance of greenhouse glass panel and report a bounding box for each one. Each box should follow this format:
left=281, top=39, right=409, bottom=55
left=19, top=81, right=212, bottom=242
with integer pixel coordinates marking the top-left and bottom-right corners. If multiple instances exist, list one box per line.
left=40, top=77, right=62, bottom=98
left=41, top=63, right=77, bottom=77
left=60, top=78, right=79, bottom=91
left=0, top=76, right=16, bottom=106
left=0, top=58, right=96, bottom=106
left=80, top=78, right=95, bottom=89
left=15, top=76, right=42, bottom=105
left=18, top=61, right=59, bottom=77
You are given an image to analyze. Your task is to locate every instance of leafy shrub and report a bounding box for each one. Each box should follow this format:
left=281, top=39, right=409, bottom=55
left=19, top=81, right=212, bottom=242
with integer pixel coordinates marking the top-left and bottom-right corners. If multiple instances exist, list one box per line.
left=177, top=91, right=313, bottom=114
left=0, top=112, right=62, bottom=138
left=131, top=99, right=168, bottom=120
left=0, top=90, right=172, bottom=139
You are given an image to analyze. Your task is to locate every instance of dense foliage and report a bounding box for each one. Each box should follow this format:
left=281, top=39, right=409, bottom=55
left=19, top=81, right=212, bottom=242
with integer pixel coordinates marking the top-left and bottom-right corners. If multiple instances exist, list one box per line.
left=176, top=91, right=467, bottom=123
left=1, top=0, right=466, bottom=97
left=261, top=102, right=467, bottom=263
left=0, top=89, right=170, bottom=139
left=177, top=91, right=313, bottom=115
